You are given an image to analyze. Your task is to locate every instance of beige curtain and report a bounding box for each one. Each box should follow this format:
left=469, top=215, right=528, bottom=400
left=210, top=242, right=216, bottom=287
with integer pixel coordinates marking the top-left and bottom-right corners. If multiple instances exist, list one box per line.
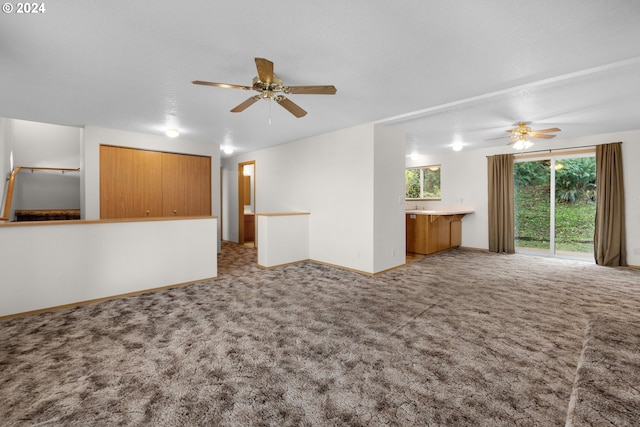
left=594, top=142, right=627, bottom=266
left=488, top=154, right=515, bottom=253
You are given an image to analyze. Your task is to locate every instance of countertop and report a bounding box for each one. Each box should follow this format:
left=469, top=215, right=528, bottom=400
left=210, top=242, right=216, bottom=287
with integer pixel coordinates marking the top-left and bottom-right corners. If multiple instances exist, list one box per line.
left=406, top=208, right=475, bottom=216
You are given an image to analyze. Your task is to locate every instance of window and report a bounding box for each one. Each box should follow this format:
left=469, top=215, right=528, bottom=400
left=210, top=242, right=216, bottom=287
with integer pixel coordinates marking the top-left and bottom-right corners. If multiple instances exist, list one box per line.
left=405, top=165, right=441, bottom=200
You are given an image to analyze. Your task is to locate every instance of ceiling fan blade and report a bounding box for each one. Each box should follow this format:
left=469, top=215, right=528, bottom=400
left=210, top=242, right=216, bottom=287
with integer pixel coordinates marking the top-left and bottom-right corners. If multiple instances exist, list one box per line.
left=255, top=58, right=274, bottom=84
left=192, top=80, right=251, bottom=90
left=485, top=135, right=513, bottom=141
left=230, top=95, right=261, bottom=113
left=275, top=96, right=307, bottom=118
left=532, top=127, right=561, bottom=134
left=286, top=85, right=337, bottom=95
left=530, top=133, right=556, bottom=139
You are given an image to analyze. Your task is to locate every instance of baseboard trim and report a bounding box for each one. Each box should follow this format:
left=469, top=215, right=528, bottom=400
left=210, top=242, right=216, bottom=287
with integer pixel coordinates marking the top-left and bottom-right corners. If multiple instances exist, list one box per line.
left=259, top=258, right=407, bottom=277
left=0, top=277, right=217, bottom=320
left=257, top=260, right=312, bottom=270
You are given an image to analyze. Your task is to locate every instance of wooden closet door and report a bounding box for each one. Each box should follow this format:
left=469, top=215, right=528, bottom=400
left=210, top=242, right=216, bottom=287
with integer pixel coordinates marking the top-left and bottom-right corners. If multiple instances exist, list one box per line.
left=162, top=153, right=211, bottom=216
left=162, top=152, right=187, bottom=216
left=100, top=146, right=163, bottom=218
left=185, top=154, right=211, bottom=216
left=100, top=145, right=134, bottom=218
left=132, top=149, right=163, bottom=217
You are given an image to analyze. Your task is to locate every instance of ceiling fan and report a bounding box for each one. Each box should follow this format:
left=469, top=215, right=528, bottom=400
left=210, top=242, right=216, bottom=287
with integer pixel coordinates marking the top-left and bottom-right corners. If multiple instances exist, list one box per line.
left=192, top=58, right=337, bottom=118
left=487, top=122, right=561, bottom=149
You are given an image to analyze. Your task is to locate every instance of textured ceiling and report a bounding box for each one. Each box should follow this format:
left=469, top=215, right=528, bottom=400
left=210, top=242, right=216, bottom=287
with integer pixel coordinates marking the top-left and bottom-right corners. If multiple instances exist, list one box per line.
left=2, top=0, right=640, bottom=157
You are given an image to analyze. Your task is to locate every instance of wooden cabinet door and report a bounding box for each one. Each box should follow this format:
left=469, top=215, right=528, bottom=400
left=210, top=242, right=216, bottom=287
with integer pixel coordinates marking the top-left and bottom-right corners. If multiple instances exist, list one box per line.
left=406, top=214, right=429, bottom=254
left=450, top=220, right=462, bottom=247
left=429, top=216, right=452, bottom=253
left=244, top=214, right=255, bottom=241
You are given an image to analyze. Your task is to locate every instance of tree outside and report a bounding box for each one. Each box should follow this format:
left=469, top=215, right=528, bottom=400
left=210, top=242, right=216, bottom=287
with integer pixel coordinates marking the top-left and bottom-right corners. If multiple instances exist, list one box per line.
left=405, top=167, right=441, bottom=199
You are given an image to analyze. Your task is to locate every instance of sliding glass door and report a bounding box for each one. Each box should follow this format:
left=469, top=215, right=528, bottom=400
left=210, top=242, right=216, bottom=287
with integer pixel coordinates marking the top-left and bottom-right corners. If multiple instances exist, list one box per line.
left=515, top=159, right=551, bottom=253
left=514, top=154, right=596, bottom=258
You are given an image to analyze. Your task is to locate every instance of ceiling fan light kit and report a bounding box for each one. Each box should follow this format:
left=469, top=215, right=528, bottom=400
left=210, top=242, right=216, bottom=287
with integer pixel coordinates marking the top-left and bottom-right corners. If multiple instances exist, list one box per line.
left=512, top=137, right=533, bottom=150
left=486, top=122, right=561, bottom=150
left=193, top=58, right=337, bottom=118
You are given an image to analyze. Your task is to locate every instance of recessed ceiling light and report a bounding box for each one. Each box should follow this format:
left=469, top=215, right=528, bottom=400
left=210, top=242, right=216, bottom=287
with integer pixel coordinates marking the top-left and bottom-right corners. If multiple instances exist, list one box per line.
left=222, top=145, right=234, bottom=155
left=165, top=128, right=180, bottom=138
left=452, top=143, right=463, bottom=152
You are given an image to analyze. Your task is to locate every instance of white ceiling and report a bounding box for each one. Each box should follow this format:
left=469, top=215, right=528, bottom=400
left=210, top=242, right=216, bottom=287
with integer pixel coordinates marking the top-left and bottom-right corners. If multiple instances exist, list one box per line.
left=2, top=1, right=640, bottom=157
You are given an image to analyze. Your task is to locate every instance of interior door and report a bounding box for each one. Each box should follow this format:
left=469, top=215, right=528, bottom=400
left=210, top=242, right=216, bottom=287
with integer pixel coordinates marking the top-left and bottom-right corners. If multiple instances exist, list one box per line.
left=238, top=161, right=255, bottom=245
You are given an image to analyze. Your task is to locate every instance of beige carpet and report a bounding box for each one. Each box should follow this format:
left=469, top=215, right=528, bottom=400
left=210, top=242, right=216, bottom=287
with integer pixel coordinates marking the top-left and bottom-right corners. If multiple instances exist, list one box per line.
left=1, top=243, right=639, bottom=426
left=565, top=315, right=640, bottom=426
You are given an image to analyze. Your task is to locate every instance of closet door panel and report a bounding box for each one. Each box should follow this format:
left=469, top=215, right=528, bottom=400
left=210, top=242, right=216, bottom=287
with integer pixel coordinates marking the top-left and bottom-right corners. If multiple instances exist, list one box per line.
left=162, top=153, right=211, bottom=216
left=162, top=152, right=188, bottom=216
left=101, top=146, right=211, bottom=219
left=100, top=145, right=135, bottom=218
left=133, top=149, right=163, bottom=217
left=186, top=154, right=211, bottom=216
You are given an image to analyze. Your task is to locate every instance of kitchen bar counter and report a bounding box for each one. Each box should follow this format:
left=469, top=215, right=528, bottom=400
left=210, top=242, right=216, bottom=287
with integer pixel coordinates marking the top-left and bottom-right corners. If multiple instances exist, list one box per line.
left=406, top=208, right=474, bottom=255
left=405, top=208, right=475, bottom=216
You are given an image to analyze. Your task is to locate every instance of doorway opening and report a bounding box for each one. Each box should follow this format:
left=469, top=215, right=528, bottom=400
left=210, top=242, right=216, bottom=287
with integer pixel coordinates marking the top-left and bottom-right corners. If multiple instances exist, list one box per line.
left=514, top=153, right=596, bottom=259
left=238, top=161, right=255, bottom=247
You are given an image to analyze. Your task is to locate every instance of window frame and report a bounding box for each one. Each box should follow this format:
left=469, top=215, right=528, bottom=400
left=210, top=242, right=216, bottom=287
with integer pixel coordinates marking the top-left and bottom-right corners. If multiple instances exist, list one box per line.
left=405, top=164, right=442, bottom=201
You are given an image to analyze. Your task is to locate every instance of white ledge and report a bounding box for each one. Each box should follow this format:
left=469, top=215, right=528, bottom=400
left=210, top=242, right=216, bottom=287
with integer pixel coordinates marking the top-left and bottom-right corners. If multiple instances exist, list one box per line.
left=406, top=209, right=474, bottom=216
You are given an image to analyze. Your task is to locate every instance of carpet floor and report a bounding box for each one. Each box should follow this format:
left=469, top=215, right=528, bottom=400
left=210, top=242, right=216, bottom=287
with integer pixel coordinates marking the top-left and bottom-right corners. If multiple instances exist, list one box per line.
left=1, top=243, right=639, bottom=426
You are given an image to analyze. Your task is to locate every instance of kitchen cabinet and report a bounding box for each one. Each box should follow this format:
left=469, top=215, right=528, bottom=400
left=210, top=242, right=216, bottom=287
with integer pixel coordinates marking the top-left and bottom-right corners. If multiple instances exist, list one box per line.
left=244, top=214, right=255, bottom=242
left=100, top=145, right=211, bottom=219
left=406, top=213, right=466, bottom=255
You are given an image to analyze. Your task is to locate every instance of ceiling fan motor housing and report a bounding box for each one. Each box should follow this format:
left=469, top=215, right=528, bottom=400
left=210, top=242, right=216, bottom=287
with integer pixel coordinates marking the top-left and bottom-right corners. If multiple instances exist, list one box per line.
left=252, top=76, right=286, bottom=98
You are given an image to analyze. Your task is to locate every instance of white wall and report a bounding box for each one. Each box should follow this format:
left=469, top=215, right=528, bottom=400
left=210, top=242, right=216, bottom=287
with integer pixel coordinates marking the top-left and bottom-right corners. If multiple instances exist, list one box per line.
left=373, top=124, right=407, bottom=272
left=83, top=126, right=222, bottom=250
left=0, top=118, right=8, bottom=214
left=0, top=119, right=82, bottom=215
left=222, top=123, right=406, bottom=274
left=257, top=214, right=310, bottom=268
left=0, top=218, right=218, bottom=317
left=307, top=125, right=376, bottom=272
left=407, top=129, right=640, bottom=266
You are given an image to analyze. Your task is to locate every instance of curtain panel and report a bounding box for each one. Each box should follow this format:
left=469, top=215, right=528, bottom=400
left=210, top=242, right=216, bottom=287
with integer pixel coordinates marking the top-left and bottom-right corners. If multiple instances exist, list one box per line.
left=594, top=142, right=627, bottom=266
left=488, top=154, right=515, bottom=253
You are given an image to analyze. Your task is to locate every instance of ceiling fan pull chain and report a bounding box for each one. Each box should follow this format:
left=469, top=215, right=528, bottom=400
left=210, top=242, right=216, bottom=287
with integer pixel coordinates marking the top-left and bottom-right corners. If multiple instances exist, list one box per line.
left=268, top=97, right=272, bottom=125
